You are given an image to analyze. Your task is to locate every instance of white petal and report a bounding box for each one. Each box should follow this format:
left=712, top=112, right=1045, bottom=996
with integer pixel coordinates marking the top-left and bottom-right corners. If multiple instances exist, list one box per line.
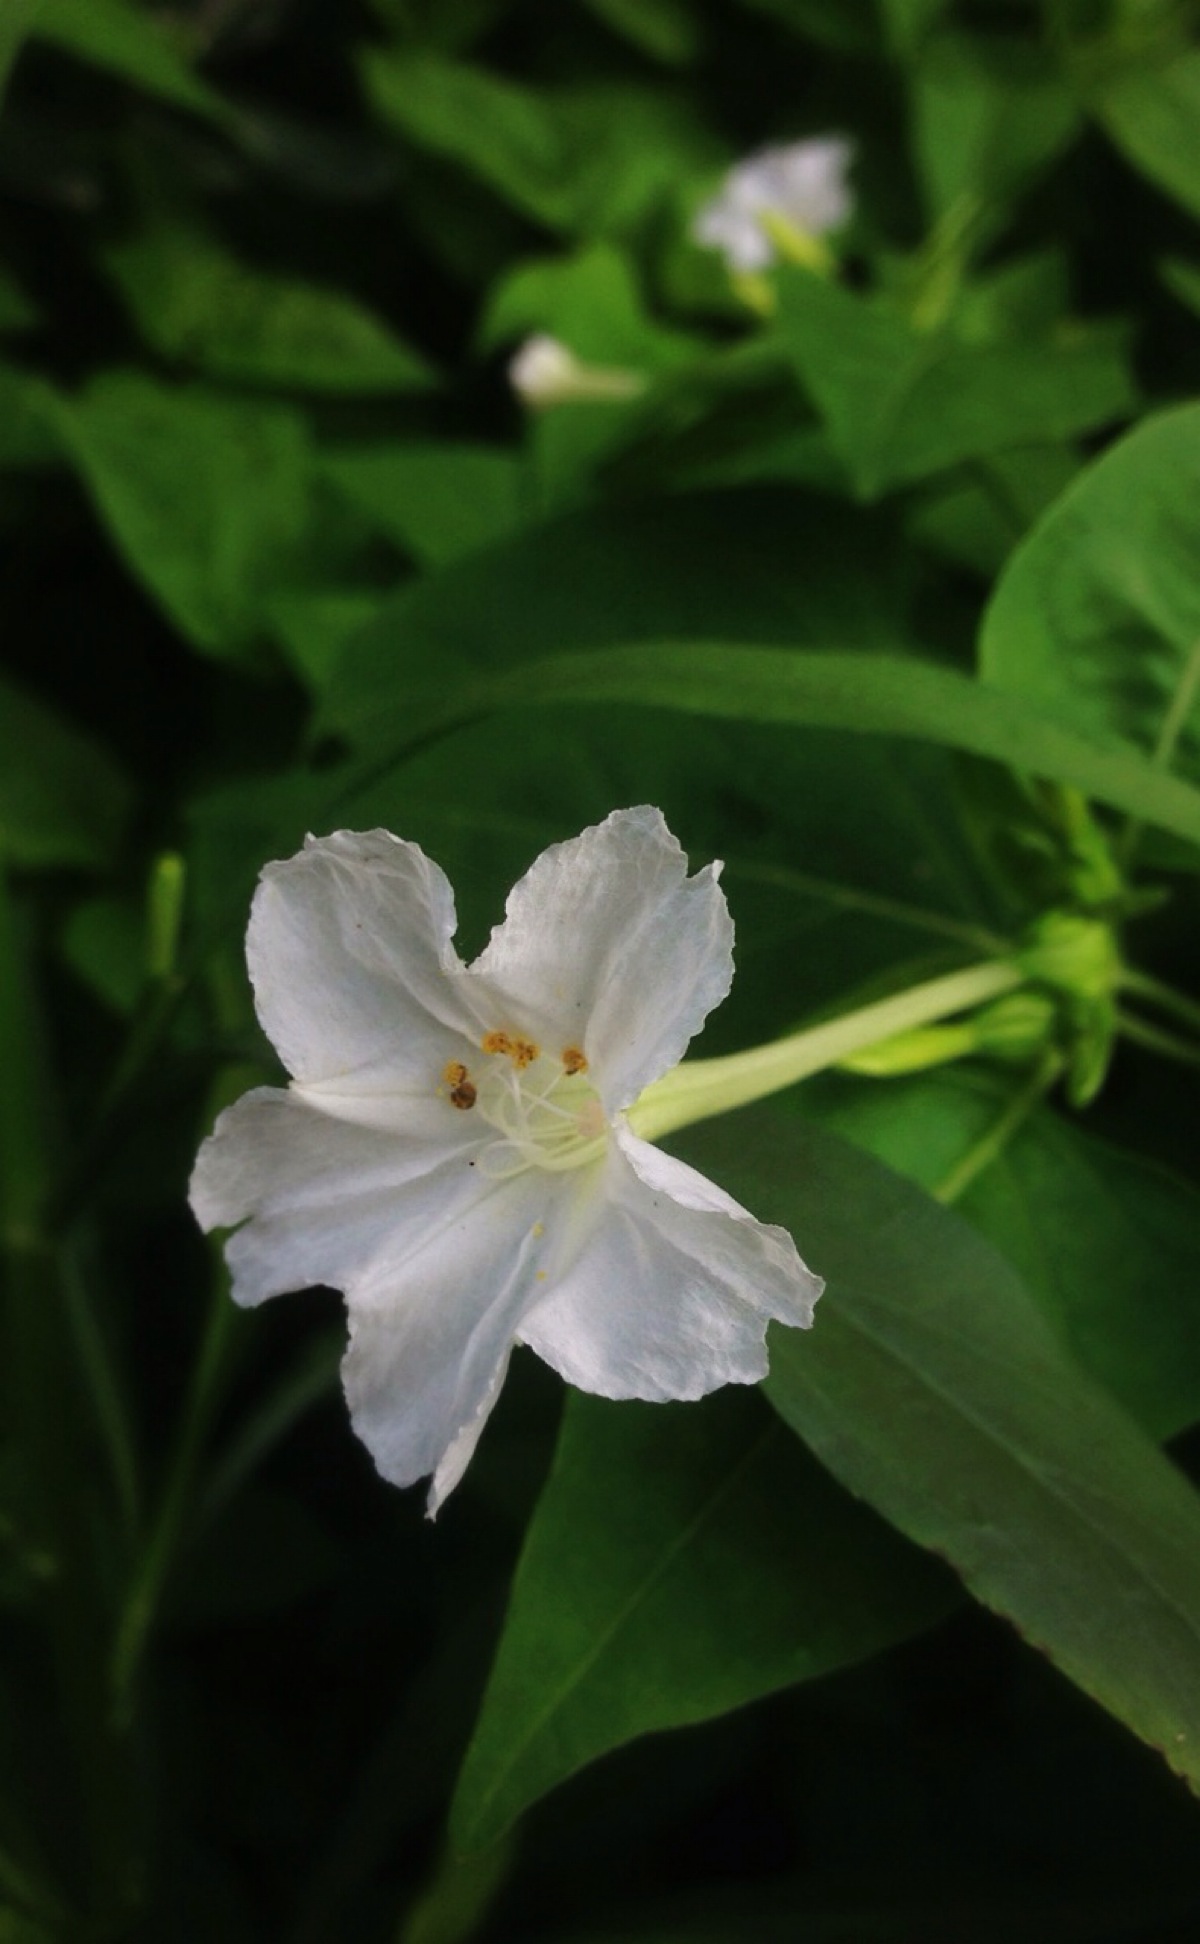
left=188, top=1085, right=483, bottom=1307
left=519, top=1125, right=821, bottom=1400
left=193, top=1082, right=571, bottom=1510
left=471, top=807, right=734, bottom=1113
left=246, top=829, right=486, bottom=1109
left=341, top=1166, right=566, bottom=1514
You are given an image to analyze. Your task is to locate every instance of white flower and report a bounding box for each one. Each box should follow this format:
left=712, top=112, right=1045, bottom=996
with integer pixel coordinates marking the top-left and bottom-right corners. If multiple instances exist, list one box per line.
left=693, top=136, right=854, bottom=274
left=508, top=333, right=646, bottom=408
left=189, top=809, right=822, bottom=1513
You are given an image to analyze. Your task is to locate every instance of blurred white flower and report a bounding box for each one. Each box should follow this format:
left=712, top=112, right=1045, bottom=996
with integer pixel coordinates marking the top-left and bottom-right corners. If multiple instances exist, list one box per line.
left=694, top=136, right=854, bottom=274
left=508, top=332, right=646, bottom=407
left=190, top=809, right=821, bottom=1513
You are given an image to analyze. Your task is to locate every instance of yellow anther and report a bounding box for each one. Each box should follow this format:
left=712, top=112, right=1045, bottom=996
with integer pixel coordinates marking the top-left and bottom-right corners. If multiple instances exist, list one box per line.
left=561, top=1046, right=588, bottom=1075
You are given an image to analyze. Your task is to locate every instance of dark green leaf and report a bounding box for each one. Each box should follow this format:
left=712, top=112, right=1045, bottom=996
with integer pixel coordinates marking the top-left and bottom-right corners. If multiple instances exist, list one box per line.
left=581, top=0, right=702, bottom=64
left=775, top=270, right=1135, bottom=499
left=105, top=226, right=434, bottom=395
left=668, top=1108, right=1200, bottom=1792
left=1093, top=47, right=1200, bottom=220
left=321, top=444, right=526, bottom=565
left=321, top=487, right=915, bottom=732
left=980, top=403, right=1200, bottom=780
left=450, top=1386, right=955, bottom=1852
left=336, top=641, right=1200, bottom=853
left=911, top=34, right=1080, bottom=219
left=52, top=374, right=313, bottom=660
left=31, top=0, right=227, bottom=120
left=0, top=674, right=131, bottom=871
left=802, top=1068, right=1200, bottom=1440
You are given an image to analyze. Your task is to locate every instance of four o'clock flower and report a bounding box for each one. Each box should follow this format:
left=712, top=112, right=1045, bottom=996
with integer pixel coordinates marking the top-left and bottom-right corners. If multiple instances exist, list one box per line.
left=189, top=809, right=822, bottom=1513
left=693, top=136, right=854, bottom=274
left=508, top=333, right=647, bottom=408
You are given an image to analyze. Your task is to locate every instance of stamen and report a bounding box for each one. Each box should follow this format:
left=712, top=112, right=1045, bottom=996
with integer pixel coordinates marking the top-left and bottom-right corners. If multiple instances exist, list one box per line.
left=562, top=1046, right=588, bottom=1075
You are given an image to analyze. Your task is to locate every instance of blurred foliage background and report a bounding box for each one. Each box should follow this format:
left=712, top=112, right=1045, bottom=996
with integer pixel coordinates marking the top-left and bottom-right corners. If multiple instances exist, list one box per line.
left=5, top=0, right=1200, bottom=1937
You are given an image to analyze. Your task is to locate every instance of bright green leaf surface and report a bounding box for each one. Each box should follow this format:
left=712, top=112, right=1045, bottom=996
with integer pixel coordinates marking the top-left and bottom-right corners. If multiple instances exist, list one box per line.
left=803, top=1069, right=1200, bottom=1441
left=980, top=403, right=1200, bottom=778
left=105, top=227, right=434, bottom=395
left=450, top=1386, right=955, bottom=1852
left=52, top=374, right=313, bottom=659
left=0, top=674, right=131, bottom=871
left=673, top=1109, right=1200, bottom=1791
left=775, top=271, right=1135, bottom=499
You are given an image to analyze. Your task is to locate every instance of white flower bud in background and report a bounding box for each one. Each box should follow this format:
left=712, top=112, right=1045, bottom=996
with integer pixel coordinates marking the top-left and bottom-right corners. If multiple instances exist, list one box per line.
left=508, top=333, right=647, bottom=408
left=693, top=136, right=855, bottom=274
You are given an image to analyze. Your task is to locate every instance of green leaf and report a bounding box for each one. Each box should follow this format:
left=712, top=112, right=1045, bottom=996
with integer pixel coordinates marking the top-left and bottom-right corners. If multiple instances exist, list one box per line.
left=0, top=367, right=55, bottom=470
left=674, top=1108, right=1200, bottom=1792
left=364, top=47, right=568, bottom=228
left=0, top=271, right=36, bottom=335
left=321, top=444, right=526, bottom=566
left=0, top=673, right=131, bottom=871
left=104, top=226, right=435, bottom=395
left=1093, top=46, right=1200, bottom=220
left=337, top=635, right=1200, bottom=856
left=52, top=373, right=313, bottom=660
left=911, top=33, right=1080, bottom=219
left=450, top=1386, right=955, bottom=1852
left=775, top=270, right=1135, bottom=498
left=980, top=403, right=1200, bottom=782
left=581, top=0, right=702, bottom=63
left=738, top=0, right=877, bottom=51
left=479, top=242, right=697, bottom=368
left=364, top=49, right=717, bottom=235
left=321, top=487, right=915, bottom=736
left=30, top=0, right=228, bottom=120
left=803, top=1068, right=1200, bottom=1441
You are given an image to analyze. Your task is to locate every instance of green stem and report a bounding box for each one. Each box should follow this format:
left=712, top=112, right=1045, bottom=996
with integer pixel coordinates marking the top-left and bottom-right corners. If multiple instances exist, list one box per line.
left=0, top=864, right=140, bottom=1917
left=1119, top=964, right=1200, bottom=1038
left=629, top=957, right=1026, bottom=1143
left=110, top=1262, right=237, bottom=1724
left=932, top=1053, right=1064, bottom=1206
left=1117, top=1009, right=1200, bottom=1070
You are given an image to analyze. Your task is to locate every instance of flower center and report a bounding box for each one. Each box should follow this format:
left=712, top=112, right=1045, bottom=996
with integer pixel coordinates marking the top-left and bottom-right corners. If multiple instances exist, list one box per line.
left=442, top=1037, right=608, bottom=1179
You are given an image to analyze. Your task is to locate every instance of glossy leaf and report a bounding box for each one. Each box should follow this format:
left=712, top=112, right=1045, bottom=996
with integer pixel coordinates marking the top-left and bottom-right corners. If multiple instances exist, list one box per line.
left=450, top=1385, right=955, bottom=1852
left=667, top=1108, right=1200, bottom=1792
left=980, top=403, right=1200, bottom=780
